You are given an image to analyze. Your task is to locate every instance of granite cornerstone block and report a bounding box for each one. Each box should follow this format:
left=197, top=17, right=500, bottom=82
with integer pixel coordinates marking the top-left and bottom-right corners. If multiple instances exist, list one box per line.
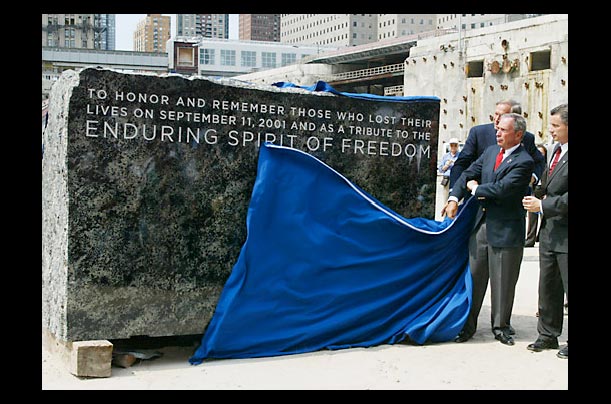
left=42, top=67, right=440, bottom=341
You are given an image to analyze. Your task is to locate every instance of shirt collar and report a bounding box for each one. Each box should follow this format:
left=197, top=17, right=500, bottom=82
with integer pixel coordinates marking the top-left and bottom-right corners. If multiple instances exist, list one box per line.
left=504, top=143, right=520, bottom=156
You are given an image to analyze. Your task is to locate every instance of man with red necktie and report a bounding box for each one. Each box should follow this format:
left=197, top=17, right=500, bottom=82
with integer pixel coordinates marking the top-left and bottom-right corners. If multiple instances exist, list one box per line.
left=449, top=99, right=545, bottom=192
left=494, top=147, right=504, bottom=170
left=522, top=103, right=569, bottom=359
left=442, top=113, right=534, bottom=346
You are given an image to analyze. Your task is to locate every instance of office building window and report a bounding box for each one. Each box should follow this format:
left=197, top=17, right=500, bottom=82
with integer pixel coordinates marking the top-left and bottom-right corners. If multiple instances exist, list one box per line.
left=262, top=52, right=277, bottom=68
left=281, top=53, right=296, bottom=66
left=241, top=51, right=256, bottom=67
left=221, top=49, right=236, bottom=66
left=200, top=48, right=215, bottom=65
left=64, top=28, right=75, bottom=48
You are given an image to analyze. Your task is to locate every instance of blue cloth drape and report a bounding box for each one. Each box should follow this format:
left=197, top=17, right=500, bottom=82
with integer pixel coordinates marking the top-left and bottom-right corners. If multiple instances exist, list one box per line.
left=189, top=143, right=476, bottom=363
left=272, top=80, right=440, bottom=103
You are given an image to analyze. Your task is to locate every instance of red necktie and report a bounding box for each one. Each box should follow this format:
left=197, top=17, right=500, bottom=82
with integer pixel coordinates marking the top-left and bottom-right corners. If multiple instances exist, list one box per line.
left=494, top=148, right=504, bottom=171
left=549, top=146, right=561, bottom=174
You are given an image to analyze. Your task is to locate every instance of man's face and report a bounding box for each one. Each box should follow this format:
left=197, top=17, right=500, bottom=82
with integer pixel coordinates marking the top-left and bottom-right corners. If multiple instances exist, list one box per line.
left=449, top=143, right=458, bottom=152
left=549, top=114, right=568, bottom=145
left=493, top=103, right=512, bottom=128
left=496, top=116, right=522, bottom=149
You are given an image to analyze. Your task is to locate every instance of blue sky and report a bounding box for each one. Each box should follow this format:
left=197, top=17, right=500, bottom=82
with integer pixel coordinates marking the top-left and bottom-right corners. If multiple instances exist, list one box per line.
left=114, top=14, right=239, bottom=51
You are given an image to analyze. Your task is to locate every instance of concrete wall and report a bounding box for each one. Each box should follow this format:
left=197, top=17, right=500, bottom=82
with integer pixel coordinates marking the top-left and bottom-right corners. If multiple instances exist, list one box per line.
left=404, top=13, right=568, bottom=149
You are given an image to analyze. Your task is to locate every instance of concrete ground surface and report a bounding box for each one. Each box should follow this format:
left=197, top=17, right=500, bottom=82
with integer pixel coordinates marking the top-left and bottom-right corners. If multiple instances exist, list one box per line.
left=41, top=245, right=568, bottom=390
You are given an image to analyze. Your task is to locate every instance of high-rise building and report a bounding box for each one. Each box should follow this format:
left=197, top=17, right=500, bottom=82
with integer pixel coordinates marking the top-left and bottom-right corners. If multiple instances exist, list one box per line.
left=99, top=14, right=115, bottom=50
left=377, top=14, right=437, bottom=39
left=42, top=14, right=108, bottom=49
left=239, top=14, right=280, bottom=42
left=282, top=14, right=540, bottom=48
left=176, top=14, right=229, bottom=39
left=281, top=14, right=442, bottom=47
left=281, top=14, right=378, bottom=47
left=134, top=14, right=171, bottom=53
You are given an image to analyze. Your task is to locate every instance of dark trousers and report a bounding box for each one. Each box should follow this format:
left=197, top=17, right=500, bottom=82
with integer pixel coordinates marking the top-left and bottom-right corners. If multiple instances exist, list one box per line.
left=537, top=249, right=568, bottom=340
left=462, top=221, right=524, bottom=336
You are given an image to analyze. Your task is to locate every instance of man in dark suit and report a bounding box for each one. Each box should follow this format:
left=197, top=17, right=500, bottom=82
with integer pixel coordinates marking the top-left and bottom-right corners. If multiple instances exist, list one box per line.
left=442, top=113, right=534, bottom=346
left=522, top=103, right=568, bottom=359
left=449, top=99, right=545, bottom=191
left=450, top=100, right=546, bottom=333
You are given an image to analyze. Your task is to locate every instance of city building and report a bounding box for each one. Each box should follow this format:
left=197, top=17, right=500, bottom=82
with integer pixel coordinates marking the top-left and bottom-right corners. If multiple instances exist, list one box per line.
left=280, top=14, right=543, bottom=47
left=134, top=14, right=171, bottom=53
left=42, top=13, right=115, bottom=96
left=435, top=14, right=542, bottom=31
left=99, top=14, right=116, bottom=51
left=42, top=14, right=109, bottom=49
left=239, top=14, right=281, bottom=42
left=176, top=14, right=229, bottom=39
left=168, top=37, right=337, bottom=78
left=377, top=14, right=437, bottom=40
left=281, top=14, right=378, bottom=47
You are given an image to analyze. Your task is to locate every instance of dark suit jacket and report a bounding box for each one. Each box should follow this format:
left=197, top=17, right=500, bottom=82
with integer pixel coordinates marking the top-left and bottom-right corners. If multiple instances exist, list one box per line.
left=449, top=123, right=544, bottom=188
left=450, top=143, right=534, bottom=248
left=537, top=150, right=568, bottom=253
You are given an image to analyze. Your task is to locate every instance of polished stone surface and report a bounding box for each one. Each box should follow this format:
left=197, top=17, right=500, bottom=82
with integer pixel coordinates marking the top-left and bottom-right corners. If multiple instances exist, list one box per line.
left=42, top=67, right=440, bottom=341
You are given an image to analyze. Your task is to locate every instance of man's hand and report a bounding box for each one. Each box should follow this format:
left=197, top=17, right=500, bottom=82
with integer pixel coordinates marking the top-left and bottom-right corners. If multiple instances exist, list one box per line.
left=467, top=179, right=478, bottom=192
left=522, top=195, right=542, bottom=213
left=441, top=200, right=459, bottom=219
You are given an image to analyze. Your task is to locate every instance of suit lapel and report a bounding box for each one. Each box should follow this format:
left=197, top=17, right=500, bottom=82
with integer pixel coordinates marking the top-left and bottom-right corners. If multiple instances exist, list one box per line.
left=548, top=150, right=568, bottom=182
left=495, top=145, right=524, bottom=176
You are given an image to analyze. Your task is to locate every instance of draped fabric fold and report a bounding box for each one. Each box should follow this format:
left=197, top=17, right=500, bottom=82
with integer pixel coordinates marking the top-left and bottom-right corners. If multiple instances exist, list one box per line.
left=189, top=143, right=477, bottom=364
left=272, top=80, right=440, bottom=103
